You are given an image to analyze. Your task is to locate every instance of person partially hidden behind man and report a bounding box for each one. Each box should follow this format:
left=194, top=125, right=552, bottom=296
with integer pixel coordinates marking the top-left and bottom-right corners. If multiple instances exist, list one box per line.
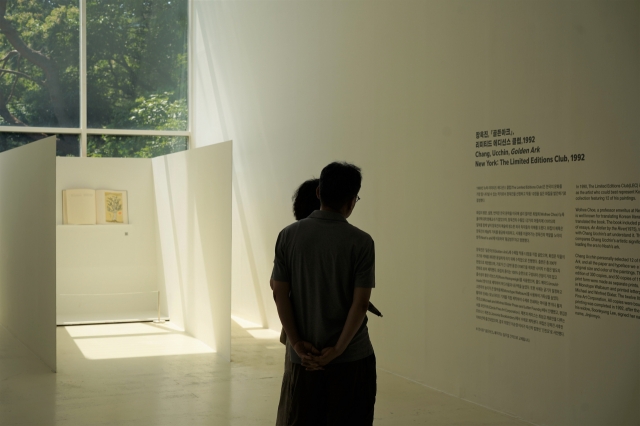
left=271, top=162, right=376, bottom=426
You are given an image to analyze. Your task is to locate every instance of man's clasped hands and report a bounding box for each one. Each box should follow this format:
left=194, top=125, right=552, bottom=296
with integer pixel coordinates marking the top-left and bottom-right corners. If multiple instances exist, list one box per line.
left=292, top=340, right=343, bottom=371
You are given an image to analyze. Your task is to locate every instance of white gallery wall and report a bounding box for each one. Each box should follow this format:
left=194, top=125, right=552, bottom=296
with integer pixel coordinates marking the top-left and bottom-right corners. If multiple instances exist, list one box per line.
left=0, top=137, right=57, bottom=371
left=56, top=158, right=162, bottom=324
left=192, top=1, right=639, bottom=425
left=152, top=142, right=233, bottom=361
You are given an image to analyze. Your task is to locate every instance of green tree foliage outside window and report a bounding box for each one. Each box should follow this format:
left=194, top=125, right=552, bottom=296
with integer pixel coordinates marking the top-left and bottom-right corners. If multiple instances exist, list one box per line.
left=0, top=0, right=188, bottom=157
left=0, top=132, right=78, bottom=155
left=88, top=134, right=187, bottom=158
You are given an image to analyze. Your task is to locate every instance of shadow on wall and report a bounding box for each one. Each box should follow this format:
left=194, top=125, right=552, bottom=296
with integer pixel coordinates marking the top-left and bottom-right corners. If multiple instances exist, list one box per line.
left=152, top=142, right=233, bottom=361
left=192, top=1, right=273, bottom=331
left=232, top=172, right=269, bottom=327
left=0, top=138, right=57, bottom=372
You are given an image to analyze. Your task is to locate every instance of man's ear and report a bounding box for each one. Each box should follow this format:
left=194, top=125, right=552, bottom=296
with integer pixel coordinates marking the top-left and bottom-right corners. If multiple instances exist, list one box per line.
left=344, top=196, right=357, bottom=217
left=316, top=186, right=320, bottom=200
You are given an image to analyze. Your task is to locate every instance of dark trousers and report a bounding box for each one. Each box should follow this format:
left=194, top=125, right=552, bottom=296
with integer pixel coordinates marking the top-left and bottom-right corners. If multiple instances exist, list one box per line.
left=276, top=353, right=376, bottom=426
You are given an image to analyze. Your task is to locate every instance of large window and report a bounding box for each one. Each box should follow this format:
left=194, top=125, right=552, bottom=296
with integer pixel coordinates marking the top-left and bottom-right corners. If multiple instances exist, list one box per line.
left=0, top=0, right=188, bottom=157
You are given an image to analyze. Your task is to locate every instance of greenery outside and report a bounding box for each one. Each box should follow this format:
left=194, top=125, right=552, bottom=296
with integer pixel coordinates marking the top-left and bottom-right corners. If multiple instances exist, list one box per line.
left=0, top=0, right=188, bottom=157
left=88, top=134, right=187, bottom=158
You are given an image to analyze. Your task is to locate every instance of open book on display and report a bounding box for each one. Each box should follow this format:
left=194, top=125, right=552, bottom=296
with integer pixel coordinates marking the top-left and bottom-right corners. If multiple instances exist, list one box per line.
left=62, top=189, right=129, bottom=225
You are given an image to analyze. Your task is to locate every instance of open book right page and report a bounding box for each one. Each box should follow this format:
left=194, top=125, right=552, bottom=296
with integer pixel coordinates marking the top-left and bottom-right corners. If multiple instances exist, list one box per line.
left=96, top=190, right=129, bottom=224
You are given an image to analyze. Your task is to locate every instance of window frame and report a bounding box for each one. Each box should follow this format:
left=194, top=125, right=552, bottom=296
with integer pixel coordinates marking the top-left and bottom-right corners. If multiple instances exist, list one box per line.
left=0, top=0, right=192, bottom=157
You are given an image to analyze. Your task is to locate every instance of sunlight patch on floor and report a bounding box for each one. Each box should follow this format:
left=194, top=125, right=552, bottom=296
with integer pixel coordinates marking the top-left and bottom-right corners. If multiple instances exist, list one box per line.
left=232, top=315, right=280, bottom=339
left=65, top=322, right=215, bottom=360
left=65, top=322, right=172, bottom=338
left=231, top=315, right=263, bottom=329
left=246, top=329, right=281, bottom=339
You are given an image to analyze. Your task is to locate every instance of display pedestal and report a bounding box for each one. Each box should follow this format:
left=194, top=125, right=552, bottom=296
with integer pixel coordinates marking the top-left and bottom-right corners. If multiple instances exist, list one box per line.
left=57, top=311, right=169, bottom=326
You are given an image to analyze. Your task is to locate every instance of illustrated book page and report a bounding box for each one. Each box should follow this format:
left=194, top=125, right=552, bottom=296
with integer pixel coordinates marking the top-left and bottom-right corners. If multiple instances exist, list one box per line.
left=62, top=189, right=97, bottom=225
left=95, top=189, right=129, bottom=224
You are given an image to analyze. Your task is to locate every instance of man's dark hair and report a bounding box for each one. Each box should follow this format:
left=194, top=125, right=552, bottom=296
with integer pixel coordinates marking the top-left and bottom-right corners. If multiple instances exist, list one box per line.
left=318, top=162, right=362, bottom=211
left=292, top=178, right=320, bottom=220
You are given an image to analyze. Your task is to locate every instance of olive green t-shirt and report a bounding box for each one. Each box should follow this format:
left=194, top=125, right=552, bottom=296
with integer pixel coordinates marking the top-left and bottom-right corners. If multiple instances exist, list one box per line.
left=271, top=210, right=375, bottom=364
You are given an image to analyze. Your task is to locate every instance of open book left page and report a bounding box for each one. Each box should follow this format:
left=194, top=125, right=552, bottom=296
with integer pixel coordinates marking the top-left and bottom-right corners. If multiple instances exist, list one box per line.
left=63, top=189, right=97, bottom=224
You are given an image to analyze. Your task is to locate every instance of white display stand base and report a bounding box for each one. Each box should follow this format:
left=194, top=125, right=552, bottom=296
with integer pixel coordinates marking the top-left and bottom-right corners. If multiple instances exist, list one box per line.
left=57, top=311, right=169, bottom=326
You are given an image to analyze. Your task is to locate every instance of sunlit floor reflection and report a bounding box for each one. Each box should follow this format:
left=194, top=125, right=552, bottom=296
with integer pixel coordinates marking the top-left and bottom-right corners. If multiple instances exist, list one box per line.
left=231, top=315, right=281, bottom=339
left=67, top=322, right=215, bottom=360
left=231, top=315, right=262, bottom=329
left=65, top=322, right=172, bottom=337
left=0, top=318, right=533, bottom=425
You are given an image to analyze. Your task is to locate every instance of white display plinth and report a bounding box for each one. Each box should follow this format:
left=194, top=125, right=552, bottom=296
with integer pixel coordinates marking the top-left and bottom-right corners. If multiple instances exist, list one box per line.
left=57, top=311, right=169, bottom=326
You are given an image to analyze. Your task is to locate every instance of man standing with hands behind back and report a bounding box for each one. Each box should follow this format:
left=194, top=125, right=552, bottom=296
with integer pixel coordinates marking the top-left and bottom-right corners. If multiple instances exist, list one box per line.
left=271, top=162, right=377, bottom=426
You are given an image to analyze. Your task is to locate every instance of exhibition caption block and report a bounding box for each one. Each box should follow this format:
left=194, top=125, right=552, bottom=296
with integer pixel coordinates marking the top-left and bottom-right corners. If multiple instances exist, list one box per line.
left=473, top=127, right=585, bottom=168
left=472, top=128, right=640, bottom=344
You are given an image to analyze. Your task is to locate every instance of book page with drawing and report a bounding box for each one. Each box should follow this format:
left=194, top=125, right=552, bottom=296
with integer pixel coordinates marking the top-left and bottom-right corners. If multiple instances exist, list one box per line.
left=96, top=190, right=129, bottom=224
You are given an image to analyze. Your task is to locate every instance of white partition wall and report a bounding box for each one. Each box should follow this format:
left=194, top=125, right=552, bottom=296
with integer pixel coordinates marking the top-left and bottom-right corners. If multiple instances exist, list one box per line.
left=152, top=142, right=233, bottom=361
left=56, top=148, right=232, bottom=359
left=192, top=1, right=639, bottom=425
left=0, top=137, right=57, bottom=371
left=56, top=158, right=162, bottom=324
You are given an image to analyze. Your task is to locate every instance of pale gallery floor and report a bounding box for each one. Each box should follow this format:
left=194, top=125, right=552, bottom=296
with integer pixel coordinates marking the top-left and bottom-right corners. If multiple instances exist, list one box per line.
left=0, top=320, right=532, bottom=426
